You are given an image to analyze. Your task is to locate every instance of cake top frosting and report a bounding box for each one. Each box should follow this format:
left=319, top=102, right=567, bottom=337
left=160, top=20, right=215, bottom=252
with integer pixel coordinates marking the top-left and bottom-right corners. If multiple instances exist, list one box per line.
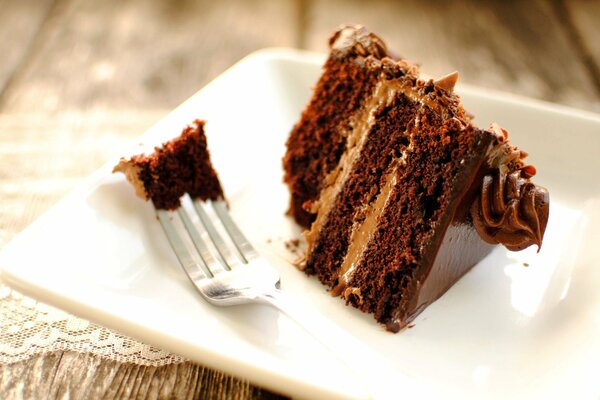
left=329, top=25, right=390, bottom=59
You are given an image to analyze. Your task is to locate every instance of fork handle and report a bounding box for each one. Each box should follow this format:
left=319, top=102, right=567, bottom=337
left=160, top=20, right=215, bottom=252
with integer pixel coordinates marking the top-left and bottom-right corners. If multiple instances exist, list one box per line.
left=258, top=290, right=428, bottom=399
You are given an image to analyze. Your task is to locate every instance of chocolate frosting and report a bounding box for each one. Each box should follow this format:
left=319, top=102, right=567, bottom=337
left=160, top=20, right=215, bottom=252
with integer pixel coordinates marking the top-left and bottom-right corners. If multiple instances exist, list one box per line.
left=329, top=25, right=390, bottom=60
left=470, top=124, right=549, bottom=251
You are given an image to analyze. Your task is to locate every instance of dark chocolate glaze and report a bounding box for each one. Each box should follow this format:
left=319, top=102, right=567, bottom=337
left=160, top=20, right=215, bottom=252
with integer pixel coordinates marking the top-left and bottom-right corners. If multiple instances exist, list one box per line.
left=388, top=129, right=496, bottom=331
left=389, top=125, right=550, bottom=330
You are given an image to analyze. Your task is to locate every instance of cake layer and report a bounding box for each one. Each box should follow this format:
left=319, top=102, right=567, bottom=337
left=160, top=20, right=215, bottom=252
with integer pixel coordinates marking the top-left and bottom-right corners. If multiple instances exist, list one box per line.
left=283, top=28, right=401, bottom=228
left=283, top=56, right=377, bottom=227
left=304, top=85, right=415, bottom=286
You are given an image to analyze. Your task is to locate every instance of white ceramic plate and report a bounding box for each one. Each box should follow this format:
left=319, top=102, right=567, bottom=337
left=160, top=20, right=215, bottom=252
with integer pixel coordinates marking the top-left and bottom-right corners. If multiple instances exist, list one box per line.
left=1, top=49, right=600, bottom=400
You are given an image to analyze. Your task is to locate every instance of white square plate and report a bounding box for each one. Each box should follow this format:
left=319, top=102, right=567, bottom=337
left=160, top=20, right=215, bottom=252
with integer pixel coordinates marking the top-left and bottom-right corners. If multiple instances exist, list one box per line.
left=2, top=49, right=600, bottom=400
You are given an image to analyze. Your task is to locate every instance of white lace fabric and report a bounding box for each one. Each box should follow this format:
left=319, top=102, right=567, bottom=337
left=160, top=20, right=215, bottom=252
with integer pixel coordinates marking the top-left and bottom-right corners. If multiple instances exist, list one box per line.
left=0, top=283, right=184, bottom=366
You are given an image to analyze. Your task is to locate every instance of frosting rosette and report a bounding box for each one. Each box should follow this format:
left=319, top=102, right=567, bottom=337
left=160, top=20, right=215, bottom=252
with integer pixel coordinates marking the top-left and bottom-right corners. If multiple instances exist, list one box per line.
left=470, top=123, right=550, bottom=251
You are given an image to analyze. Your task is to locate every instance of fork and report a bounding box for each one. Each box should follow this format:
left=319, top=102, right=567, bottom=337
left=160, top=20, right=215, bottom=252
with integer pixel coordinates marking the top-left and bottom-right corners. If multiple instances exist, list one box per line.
left=156, top=195, right=360, bottom=344
left=156, top=196, right=310, bottom=313
left=155, top=195, right=415, bottom=399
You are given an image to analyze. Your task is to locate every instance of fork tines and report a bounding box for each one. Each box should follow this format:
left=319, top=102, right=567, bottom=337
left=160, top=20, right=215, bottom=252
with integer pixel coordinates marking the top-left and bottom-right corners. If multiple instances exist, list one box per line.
left=156, top=195, right=257, bottom=280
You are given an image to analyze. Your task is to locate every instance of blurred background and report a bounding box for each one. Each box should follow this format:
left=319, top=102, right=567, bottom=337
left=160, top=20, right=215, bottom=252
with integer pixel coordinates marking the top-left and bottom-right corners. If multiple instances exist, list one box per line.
left=3, top=0, right=599, bottom=114
left=0, top=0, right=599, bottom=398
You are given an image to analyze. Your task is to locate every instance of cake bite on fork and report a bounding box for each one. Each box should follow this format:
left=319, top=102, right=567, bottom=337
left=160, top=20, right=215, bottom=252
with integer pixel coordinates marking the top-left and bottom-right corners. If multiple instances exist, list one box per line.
left=113, top=119, right=224, bottom=210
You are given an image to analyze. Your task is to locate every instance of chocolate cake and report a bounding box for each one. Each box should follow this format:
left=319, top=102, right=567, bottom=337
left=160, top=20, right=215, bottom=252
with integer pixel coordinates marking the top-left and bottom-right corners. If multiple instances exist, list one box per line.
left=283, top=26, right=549, bottom=332
left=114, top=119, right=223, bottom=209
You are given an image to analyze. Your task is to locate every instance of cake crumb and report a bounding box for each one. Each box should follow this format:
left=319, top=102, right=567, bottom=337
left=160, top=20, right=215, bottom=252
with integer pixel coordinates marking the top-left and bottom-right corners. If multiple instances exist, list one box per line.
left=293, top=255, right=307, bottom=271
left=266, top=238, right=272, bottom=244
left=284, top=238, right=301, bottom=253
left=285, top=238, right=306, bottom=270
left=343, top=287, right=363, bottom=305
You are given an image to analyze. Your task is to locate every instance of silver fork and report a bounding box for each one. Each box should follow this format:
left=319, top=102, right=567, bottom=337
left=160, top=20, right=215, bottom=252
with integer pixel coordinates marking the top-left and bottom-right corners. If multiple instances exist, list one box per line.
left=156, top=196, right=297, bottom=310
left=155, top=195, right=409, bottom=399
left=156, top=195, right=360, bottom=341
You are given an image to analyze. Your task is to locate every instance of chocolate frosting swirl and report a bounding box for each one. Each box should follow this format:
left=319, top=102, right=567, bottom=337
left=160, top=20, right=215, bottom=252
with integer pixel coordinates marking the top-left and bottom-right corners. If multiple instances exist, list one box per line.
left=470, top=124, right=550, bottom=251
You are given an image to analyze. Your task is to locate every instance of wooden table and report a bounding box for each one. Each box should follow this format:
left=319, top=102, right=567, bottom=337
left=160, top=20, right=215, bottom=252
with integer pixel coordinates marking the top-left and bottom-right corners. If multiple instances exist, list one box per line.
left=1, top=0, right=598, bottom=398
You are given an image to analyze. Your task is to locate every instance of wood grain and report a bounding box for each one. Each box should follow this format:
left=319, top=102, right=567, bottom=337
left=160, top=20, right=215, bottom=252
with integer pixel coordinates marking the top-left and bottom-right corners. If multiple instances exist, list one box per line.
left=0, top=352, right=285, bottom=399
left=0, top=0, right=299, bottom=114
left=561, top=0, right=600, bottom=106
left=304, top=0, right=600, bottom=111
left=562, top=0, right=600, bottom=64
left=0, top=0, right=56, bottom=97
left=0, top=111, right=163, bottom=247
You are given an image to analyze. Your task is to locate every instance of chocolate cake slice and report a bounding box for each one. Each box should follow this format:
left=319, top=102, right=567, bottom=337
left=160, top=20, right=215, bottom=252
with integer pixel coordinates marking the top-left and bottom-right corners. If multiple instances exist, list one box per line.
left=283, top=26, right=549, bottom=332
left=114, top=119, right=223, bottom=209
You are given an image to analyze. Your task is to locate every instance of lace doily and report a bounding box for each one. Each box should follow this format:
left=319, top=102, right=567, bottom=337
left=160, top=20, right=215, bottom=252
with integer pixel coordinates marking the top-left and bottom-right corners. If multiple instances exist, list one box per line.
left=0, top=283, right=184, bottom=366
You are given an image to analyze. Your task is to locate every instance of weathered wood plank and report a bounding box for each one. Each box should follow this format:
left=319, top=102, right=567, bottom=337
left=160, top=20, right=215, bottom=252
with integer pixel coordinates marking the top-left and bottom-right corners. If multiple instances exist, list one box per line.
left=0, top=352, right=286, bottom=399
left=0, top=0, right=56, bottom=97
left=563, top=0, right=600, bottom=64
left=0, top=0, right=299, bottom=114
left=304, top=0, right=600, bottom=111
left=0, top=111, right=164, bottom=247
left=562, top=0, right=600, bottom=104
